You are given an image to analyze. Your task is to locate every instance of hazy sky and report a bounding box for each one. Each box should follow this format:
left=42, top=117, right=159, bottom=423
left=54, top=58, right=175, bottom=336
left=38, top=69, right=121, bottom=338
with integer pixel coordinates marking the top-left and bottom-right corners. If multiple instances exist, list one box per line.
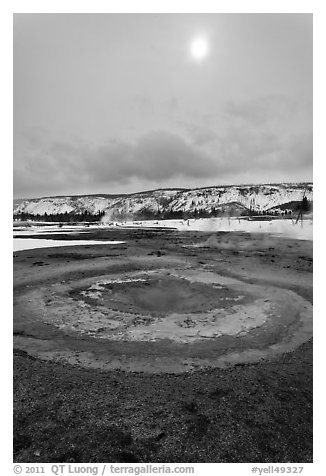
left=14, top=13, right=312, bottom=198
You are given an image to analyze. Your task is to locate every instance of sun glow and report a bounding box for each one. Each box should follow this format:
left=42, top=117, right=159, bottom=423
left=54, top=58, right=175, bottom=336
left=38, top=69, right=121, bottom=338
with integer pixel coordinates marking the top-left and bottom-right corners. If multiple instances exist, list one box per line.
left=190, top=36, right=209, bottom=60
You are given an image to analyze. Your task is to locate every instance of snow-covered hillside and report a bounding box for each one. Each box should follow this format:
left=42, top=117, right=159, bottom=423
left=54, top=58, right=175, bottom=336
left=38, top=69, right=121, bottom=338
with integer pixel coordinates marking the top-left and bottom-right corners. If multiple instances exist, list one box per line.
left=13, top=183, right=313, bottom=219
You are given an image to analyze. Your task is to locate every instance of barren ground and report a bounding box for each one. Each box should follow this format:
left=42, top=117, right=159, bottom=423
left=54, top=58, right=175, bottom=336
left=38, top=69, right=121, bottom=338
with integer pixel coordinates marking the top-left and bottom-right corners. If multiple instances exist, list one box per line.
left=13, top=227, right=313, bottom=463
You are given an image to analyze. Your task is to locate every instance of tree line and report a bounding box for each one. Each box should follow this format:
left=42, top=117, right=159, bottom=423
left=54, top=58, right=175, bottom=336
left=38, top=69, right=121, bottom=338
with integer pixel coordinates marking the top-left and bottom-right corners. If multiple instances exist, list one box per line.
left=13, top=210, right=105, bottom=223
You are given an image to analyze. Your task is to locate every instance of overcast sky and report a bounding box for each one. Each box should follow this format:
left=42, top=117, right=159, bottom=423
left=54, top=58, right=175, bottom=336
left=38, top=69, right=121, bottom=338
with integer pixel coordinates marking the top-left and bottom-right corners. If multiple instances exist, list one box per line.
left=13, top=13, right=312, bottom=199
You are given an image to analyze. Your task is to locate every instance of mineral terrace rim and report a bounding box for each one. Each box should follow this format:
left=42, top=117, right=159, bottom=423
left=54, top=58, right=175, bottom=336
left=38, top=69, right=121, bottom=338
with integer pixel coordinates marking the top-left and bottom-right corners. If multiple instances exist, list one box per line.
left=13, top=260, right=313, bottom=373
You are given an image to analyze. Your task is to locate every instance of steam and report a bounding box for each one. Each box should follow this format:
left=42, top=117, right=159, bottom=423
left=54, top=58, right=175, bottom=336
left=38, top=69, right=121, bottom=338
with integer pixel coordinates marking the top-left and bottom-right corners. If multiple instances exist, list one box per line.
left=188, top=216, right=313, bottom=244
left=101, top=209, right=135, bottom=224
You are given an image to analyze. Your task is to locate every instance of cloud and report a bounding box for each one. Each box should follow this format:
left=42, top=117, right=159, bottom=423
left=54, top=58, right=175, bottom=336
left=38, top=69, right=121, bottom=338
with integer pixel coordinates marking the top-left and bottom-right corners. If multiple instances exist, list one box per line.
left=131, top=95, right=155, bottom=115
left=14, top=130, right=218, bottom=197
left=223, top=95, right=299, bottom=126
left=14, top=95, right=313, bottom=198
left=133, top=131, right=215, bottom=179
left=167, top=96, right=178, bottom=111
left=181, top=95, right=312, bottom=175
left=181, top=122, right=217, bottom=146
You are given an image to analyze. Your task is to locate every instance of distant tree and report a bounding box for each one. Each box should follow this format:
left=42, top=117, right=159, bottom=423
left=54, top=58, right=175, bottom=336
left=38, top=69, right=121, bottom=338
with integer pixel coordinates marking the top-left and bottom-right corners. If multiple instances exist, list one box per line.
left=302, top=196, right=310, bottom=212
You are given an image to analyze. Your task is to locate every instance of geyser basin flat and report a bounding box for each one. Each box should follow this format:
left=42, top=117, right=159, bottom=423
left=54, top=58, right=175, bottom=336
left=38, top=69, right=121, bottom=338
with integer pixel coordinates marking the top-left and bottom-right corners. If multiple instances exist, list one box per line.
left=13, top=241, right=312, bottom=373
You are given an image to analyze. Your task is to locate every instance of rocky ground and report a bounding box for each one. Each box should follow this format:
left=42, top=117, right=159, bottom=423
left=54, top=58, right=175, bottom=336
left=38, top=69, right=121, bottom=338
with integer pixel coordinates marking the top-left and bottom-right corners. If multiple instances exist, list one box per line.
left=13, top=227, right=313, bottom=463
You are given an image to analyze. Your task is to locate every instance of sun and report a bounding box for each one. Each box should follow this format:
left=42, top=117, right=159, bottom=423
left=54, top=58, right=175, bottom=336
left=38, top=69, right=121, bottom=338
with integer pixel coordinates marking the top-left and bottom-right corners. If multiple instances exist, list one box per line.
left=190, top=36, right=209, bottom=60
